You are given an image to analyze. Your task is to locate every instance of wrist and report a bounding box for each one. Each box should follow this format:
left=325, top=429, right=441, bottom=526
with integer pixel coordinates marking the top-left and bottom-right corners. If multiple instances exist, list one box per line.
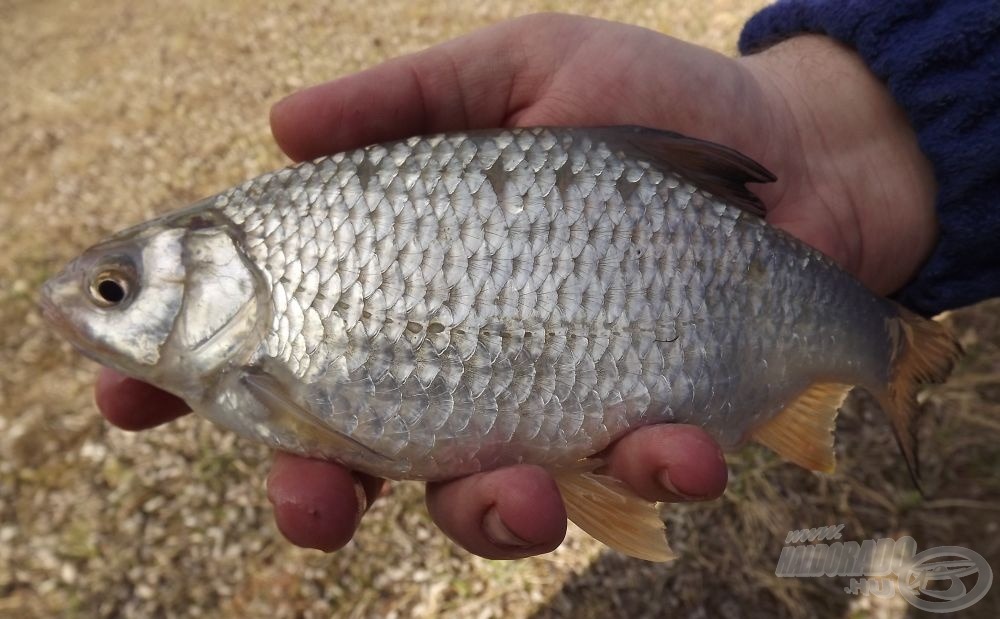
left=739, top=35, right=937, bottom=294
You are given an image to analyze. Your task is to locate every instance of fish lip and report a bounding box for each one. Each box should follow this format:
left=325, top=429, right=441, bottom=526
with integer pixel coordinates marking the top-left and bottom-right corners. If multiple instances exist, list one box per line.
left=38, top=281, right=69, bottom=333
left=38, top=286, right=82, bottom=349
left=38, top=290, right=119, bottom=367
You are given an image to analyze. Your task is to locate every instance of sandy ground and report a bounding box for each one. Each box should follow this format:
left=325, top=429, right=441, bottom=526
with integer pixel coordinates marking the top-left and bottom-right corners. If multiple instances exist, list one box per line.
left=1, top=1, right=998, bottom=617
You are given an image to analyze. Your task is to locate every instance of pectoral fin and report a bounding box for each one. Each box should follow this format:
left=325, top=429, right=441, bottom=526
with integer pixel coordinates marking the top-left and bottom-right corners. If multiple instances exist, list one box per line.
left=750, top=382, right=852, bottom=473
left=553, top=459, right=675, bottom=562
left=241, top=370, right=393, bottom=465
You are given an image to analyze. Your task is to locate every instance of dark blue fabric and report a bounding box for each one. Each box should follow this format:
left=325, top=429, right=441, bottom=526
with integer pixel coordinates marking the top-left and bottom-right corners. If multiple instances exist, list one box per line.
left=739, top=1, right=1000, bottom=315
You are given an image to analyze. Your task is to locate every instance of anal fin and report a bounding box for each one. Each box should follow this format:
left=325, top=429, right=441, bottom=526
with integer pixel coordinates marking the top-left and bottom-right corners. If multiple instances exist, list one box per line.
left=750, top=382, right=852, bottom=473
left=553, top=459, right=675, bottom=562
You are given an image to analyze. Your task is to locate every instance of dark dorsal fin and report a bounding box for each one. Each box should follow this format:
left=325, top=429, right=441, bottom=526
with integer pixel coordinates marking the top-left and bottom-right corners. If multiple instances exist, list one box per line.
left=592, top=126, right=776, bottom=217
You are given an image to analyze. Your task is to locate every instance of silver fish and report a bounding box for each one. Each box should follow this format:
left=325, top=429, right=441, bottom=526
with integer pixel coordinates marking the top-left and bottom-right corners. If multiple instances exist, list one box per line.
left=40, top=127, right=959, bottom=561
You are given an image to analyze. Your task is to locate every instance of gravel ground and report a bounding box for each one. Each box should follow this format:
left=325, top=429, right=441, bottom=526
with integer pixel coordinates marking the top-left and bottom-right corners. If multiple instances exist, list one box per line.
left=2, top=1, right=998, bottom=618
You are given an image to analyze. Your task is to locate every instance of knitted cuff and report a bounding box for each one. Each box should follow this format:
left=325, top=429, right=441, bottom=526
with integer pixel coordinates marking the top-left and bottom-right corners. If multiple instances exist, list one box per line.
left=739, top=0, right=1000, bottom=315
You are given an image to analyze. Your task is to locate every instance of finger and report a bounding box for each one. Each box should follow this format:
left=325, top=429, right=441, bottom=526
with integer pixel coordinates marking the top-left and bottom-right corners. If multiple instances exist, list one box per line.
left=269, top=16, right=567, bottom=161
left=95, top=368, right=190, bottom=431
left=600, top=424, right=728, bottom=503
left=267, top=452, right=385, bottom=552
left=426, top=465, right=566, bottom=560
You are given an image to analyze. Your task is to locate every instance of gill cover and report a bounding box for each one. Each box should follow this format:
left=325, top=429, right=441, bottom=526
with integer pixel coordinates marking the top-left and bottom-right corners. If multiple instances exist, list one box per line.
left=155, top=211, right=270, bottom=393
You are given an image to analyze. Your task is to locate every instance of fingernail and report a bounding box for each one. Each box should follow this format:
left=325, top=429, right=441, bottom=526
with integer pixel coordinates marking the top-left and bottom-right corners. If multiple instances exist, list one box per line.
left=482, top=508, right=531, bottom=548
left=657, top=469, right=699, bottom=501
left=353, top=480, right=368, bottom=528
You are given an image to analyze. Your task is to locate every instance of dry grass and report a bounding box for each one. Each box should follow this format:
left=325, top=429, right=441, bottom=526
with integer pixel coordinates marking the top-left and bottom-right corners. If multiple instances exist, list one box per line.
left=1, top=1, right=997, bottom=617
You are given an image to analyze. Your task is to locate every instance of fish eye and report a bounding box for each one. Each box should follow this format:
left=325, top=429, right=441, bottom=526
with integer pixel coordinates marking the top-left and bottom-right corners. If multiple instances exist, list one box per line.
left=89, top=270, right=133, bottom=308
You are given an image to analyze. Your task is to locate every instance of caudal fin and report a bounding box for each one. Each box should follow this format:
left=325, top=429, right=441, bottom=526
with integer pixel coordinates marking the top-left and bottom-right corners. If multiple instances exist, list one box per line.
left=878, top=307, right=962, bottom=489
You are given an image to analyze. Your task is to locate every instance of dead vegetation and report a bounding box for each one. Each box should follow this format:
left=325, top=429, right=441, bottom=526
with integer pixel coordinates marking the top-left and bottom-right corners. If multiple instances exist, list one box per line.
left=1, top=1, right=997, bottom=617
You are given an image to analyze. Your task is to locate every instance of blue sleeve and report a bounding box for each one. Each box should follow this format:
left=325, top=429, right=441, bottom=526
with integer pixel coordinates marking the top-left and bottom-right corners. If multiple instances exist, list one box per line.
left=738, top=1, right=1000, bottom=316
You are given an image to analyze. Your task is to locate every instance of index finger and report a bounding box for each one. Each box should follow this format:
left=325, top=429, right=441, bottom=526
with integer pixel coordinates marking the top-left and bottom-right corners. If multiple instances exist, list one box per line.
left=96, top=368, right=190, bottom=431
left=268, top=16, right=564, bottom=161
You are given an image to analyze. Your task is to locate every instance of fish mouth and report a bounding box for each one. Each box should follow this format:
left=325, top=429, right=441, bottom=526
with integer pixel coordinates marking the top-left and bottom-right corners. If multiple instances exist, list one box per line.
left=38, top=293, right=119, bottom=368
left=38, top=273, right=113, bottom=364
left=38, top=278, right=74, bottom=336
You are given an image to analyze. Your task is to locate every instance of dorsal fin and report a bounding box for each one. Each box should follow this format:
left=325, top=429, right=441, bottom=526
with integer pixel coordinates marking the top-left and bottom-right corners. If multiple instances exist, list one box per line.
left=592, top=126, right=776, bottom=217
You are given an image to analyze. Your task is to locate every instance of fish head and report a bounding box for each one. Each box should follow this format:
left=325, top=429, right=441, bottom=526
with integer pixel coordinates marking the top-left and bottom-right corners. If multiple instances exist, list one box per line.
left=40, top=209, right=269, bottom=403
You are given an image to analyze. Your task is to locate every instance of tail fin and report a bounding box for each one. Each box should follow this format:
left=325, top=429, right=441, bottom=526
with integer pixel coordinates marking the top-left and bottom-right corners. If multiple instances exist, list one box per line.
left=878, top=307, right=962, bottom=489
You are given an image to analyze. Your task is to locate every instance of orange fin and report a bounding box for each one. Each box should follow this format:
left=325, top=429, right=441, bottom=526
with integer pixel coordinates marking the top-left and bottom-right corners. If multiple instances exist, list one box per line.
left=751, top=383, right=853, bottom=473
left=552, top=459, right=675, bottom=562
left=878, top=307, right=962, bottom=487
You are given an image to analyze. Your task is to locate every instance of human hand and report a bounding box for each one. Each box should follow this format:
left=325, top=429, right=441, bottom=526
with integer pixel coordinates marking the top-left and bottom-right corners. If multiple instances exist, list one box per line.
left=97, top=13, right=936, bottom=558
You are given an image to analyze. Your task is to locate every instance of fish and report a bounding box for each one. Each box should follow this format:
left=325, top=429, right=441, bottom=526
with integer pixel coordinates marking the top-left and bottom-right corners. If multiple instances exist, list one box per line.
left=40, top=126, right=960, bottom=562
